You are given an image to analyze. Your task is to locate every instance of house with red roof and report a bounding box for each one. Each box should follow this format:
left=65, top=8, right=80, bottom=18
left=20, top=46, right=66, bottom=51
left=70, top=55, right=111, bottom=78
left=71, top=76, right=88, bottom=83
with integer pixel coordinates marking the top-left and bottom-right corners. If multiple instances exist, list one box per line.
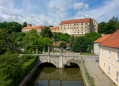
left=22, top=24, right=45, bottom=35
left=50, top=26, right=60, bottom=34
left=98, top=29, right=119, bottom=86
left=59, top=18, right=98, bottom=37
left=54, top=41, right=70, bottom=48
left=94, top=34, right=111, bottom=55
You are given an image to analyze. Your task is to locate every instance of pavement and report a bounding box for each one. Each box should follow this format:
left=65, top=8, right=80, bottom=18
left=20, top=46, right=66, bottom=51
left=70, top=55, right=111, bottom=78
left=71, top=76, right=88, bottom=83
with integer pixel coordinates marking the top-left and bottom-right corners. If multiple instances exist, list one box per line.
left=85, top=58, right=117, bottom=86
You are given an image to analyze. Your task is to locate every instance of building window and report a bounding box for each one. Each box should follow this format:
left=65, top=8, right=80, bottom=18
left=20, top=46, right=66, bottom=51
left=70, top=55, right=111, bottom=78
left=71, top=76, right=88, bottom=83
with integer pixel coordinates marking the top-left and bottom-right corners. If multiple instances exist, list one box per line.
left=77, top=27, right=78, bottom=29
left=64, top=28, right=65, bottom=29
left=102, top=48, right=103, bottom=55
left=64, top=25, right=65, bottom=27
left=81, top=23, right=83, bottom=25
left=116, top=51, right=119, bottom=61
left=74, top=24, right=76, bottom=26
left=70, top=24, right=71, bottom=26
left=77, top=24, right=78, bottom=25
left=108, top=49, right=111, bottom=58
left=74, top=27, right=76, bottom=29
left=78, top=32, right=79, bottom=33
left=55, top=29, right=56, bottom=31
left=61, top=25, right=62, bottom=27
left=68, top=25, right=69, bottom=26
left=61, top=28, right=62, bottom=30
left=86, top=23, right=87, bottom=25
left=70, top=27, right=71, bottom=29
left=81, top=27, right=83, bottom=29
left=104, top=63, right=105, bottom=66
left=116, top=71, right=119, bottom=82
left=108, top=66, right=110, bottom=74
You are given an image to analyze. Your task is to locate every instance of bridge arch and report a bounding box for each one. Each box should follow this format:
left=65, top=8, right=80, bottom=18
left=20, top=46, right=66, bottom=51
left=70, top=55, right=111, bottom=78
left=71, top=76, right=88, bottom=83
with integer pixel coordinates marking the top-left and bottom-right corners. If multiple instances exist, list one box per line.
left=63, top=58, right=81, bottom=68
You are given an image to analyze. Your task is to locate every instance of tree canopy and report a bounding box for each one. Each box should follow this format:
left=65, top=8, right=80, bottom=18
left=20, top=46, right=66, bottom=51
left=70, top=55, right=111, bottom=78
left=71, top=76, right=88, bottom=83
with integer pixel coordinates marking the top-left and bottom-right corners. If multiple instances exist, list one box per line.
left=98, top=16, right=119, bottom=34
left=54, top=32, right=70, bottom=43
left=0, top=21, right=27, bottom=34
left=40, top=26, right=53, bottom=38
left=72, top=36, right=93, bottom=52
left=60, top=42, right=66, bottom=48
left=21, top=29, right=52, bottom=53
left=84, top=31, right=101, bottom=41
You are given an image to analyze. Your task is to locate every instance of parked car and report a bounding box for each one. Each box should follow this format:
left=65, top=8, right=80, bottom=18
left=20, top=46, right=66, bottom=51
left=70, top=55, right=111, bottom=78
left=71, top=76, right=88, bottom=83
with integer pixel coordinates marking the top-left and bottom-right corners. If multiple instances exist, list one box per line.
left=65, top=47, right=70, bottom=50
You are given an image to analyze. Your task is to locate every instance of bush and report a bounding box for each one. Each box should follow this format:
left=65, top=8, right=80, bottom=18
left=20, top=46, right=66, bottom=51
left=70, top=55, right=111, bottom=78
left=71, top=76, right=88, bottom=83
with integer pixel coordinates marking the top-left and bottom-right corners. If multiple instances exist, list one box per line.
left=60, top=42, right=66, bottom=48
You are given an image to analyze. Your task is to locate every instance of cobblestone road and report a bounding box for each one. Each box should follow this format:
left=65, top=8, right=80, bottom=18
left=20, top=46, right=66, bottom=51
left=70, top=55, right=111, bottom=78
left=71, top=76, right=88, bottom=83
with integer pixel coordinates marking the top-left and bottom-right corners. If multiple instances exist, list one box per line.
left=85, top=58, right=117, bottom=86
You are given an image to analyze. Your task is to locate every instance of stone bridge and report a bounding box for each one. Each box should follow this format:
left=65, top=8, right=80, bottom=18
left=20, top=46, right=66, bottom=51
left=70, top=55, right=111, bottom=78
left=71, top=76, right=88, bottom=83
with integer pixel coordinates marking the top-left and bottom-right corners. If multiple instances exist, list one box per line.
left=37, top=47, right=81, bottom=68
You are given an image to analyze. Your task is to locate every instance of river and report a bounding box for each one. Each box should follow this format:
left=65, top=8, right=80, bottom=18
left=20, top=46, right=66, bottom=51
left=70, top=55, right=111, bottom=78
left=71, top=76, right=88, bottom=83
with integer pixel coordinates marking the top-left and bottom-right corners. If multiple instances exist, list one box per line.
left=26, top=66, right=84, bottom=86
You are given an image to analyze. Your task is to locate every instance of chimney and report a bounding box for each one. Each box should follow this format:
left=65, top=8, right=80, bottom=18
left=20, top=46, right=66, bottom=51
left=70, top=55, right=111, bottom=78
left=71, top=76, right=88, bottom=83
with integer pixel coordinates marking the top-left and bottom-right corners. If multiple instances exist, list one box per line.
left=27, top=24, right=32, bottom=27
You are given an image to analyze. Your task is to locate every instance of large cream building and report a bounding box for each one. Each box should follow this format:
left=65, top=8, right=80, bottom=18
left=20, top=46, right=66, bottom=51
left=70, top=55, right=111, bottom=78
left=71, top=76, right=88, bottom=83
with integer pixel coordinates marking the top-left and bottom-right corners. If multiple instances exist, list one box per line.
left=22, top=24, right=45, bottom=35
left=99, top=29, right=119, bottom=86
left=59, top=18, right=98, bottom=36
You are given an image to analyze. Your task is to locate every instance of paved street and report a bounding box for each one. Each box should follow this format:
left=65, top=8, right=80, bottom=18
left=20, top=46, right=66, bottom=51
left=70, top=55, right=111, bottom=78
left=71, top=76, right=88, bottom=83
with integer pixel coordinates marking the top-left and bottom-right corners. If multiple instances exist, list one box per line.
left=85, top=58, right=117, bottom=86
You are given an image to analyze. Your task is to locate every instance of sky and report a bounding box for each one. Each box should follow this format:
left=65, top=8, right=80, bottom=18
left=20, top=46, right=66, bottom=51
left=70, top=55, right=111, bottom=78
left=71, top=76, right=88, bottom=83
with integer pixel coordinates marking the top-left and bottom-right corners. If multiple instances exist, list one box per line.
left=0, top=0, right=119, bottom=26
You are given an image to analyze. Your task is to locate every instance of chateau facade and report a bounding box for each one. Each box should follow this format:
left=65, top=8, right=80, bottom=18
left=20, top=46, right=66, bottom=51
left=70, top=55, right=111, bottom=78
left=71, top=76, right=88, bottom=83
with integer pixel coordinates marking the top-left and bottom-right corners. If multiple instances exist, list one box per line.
left=57, top=18, right=97, bottom=36
left=22, top=18, right=98, bottom=36
left=22, top=24, right=44, bottom=35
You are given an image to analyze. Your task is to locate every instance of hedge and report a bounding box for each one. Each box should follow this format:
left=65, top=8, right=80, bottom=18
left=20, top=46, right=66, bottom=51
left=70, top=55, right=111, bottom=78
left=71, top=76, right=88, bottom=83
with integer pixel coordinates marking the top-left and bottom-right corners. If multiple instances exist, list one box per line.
left=0, top=54, right=38, bottom=86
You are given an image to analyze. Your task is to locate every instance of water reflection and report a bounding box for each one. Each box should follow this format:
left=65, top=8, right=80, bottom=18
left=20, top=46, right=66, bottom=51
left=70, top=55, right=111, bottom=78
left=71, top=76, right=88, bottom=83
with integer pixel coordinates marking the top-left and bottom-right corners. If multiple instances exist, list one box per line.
left=26, top=67, right=83, bottom=86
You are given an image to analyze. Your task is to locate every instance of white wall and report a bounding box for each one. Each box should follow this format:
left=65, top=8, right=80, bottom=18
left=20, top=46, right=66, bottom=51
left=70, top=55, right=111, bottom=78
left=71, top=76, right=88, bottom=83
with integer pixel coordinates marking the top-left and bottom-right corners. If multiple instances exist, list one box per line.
left=94, top=42, right=100, bottom=55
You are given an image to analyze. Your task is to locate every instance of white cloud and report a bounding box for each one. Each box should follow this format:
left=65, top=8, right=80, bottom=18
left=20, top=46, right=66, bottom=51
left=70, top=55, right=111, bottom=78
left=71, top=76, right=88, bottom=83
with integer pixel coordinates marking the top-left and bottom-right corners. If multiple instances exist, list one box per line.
left=69, top=2, right=89, bottom=10
left=49, top=1, right=65, bottom=12
left=74, top=0, right=119, bottom=23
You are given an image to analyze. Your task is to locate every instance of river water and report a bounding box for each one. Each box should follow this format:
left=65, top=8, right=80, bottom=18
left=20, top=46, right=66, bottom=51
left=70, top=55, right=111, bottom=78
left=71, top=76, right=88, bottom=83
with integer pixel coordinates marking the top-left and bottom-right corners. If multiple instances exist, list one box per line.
left=26, top=67, right=84, bottom=86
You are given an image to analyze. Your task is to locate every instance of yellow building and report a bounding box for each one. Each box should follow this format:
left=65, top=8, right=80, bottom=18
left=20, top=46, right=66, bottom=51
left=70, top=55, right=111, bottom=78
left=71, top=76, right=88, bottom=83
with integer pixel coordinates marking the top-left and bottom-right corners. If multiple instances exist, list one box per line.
left=50, top=26, right=60, bottom=34
left=99, top=29, right=119, bottom=86
left=59, top=18, right=98, bottom=36
left=22, top=24, right=45, bottom=35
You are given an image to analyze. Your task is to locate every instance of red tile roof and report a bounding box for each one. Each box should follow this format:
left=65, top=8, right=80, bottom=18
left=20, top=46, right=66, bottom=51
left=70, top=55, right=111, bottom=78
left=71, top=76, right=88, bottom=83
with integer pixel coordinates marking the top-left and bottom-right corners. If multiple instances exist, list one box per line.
left=60, top=18, right=91, bottom=25
left=55, top=41, right=70, bottom=47
left=22, top=26, right=45, bottom=29
left=94, top=34, right=111, bottom=42
left=98, top=29, right=119, bottom=48
left=50, top=26, right=59, bottom=29
left=55, top=41, right=66, bottom=45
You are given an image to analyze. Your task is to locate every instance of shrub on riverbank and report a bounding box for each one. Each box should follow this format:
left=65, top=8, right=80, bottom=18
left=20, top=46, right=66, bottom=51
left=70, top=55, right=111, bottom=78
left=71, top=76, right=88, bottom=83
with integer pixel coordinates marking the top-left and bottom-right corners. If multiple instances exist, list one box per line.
left=0, top=53, right=38, bottom=86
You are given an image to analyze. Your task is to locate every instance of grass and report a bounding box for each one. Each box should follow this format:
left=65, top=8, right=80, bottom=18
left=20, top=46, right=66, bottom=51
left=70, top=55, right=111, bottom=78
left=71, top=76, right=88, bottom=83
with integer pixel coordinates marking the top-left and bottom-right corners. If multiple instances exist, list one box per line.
left=80, top=52, right=93, bottom=55
left=83, top=59, right=95, bottom=86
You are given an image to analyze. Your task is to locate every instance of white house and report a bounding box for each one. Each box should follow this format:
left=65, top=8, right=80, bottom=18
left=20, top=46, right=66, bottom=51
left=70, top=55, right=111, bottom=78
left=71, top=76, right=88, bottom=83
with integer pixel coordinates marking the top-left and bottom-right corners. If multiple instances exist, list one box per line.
left=94, top=34, right=111, bottom=55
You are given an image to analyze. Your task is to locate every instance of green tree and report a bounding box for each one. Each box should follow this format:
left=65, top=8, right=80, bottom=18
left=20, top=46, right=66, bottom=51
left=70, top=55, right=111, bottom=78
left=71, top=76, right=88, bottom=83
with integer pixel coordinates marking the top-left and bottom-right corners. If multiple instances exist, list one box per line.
left=22, top=29, right=52, bottom=53
left=22, top=22, right=27, bottom=27
left=54, top=32, right=63, bottom=41
left=72, top=36, right=93, bottom=52
left=70, top=35, right=75, bottom=50
left=40, top=26, right=53, bottom=37
left=104, top=20, right=116, bottom=34
left=60, top=33, right=70, bottom=43
left=0, top=29, right=18, bottom=55
left=60, top=42, right=66, bottom=48
left=98, top=16, right=119, bottom=34
left=0, top=52, right=23, bottom=85
left=98, top=22, right=106, bottom=33
left=84, top=32, right=100, bottom=41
